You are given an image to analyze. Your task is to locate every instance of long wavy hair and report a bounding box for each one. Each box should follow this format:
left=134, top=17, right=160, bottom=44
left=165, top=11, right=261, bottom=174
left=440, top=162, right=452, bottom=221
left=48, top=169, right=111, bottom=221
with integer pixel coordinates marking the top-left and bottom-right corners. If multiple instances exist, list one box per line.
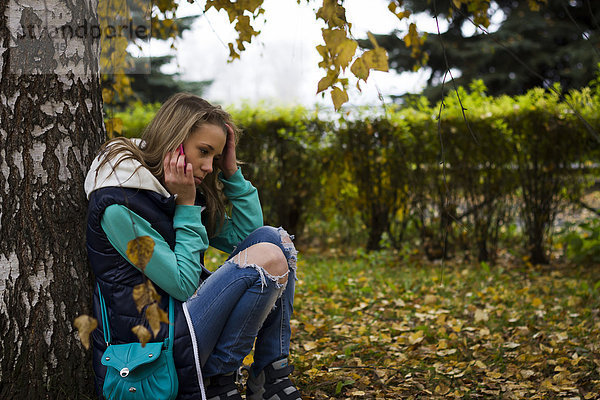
left=96, top=93, right=240, bottom=237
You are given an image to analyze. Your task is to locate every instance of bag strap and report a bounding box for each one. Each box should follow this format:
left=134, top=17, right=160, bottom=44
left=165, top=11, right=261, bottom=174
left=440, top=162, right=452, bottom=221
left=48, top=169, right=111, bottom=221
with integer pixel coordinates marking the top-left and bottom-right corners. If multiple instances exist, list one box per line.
left=97, top=282, right=112, bottom=345
left=166, top=294, right=174, bottom=350
left=97, top=282, right=174, bottom=347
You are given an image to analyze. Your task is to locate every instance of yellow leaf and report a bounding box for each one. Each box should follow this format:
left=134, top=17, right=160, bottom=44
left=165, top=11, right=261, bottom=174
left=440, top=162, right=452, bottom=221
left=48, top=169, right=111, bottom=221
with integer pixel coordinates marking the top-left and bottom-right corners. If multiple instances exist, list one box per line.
left=330, top=86, right=348, bottom=111
left=131, top=325, right=152, bottom=347
left=404, top=23, right=420, bottom=49
left=388, top=1, right=397, bottom=13
left=532, top=297, right=543, bottom=308
left=423, top=294, right=437, bottom=304
left=126, top=236, right=155, bottom=271
left=436, top=348, right=457, bottom=356
left=228, top=43, right=240, bottom=61
left=105, top=118, right=123, bottom=135
left=452, top=0, right=462, bottom=8
left=408, top=330, right=424, bottom=345
left=303, top=341, right=318, bottom=351
left=145, top=303, right=169, bottom=338
left=102, top=88, right=113, bottom=104
left=351, top=57, right=369, bottom=81
left=451, top=320, right=463, bottom=332
left=474, top=308, right=488, bottom=322
left=235, top=15, right=259, bottom=43
left=334, top=39, right=357, bottom=70
left=317, top=70, right=338, bottom=94
left=362, top=48, right=389, bottom=72
left=132, top=281, right=161, bottom=314
left=519, top=369, right=535, bottom=379
left=316, top=0, right=346, bottom=27
left=367, top=31, right=379, bottom=48
left=435, top=383, right=450, bottom=395
left=73, top=315, right=98, bottom=350
left=243, top=352, right=254, bottom=366
left=397, top=10, right=411, bottom=19
left=487, top=372, right=503, bottom=380
left=528, top=0, right=542, bottom=11
left=540, top=379, right=556, bottom=391
left=316, top=44, right=329, bottom=60
left=304, top=323, right=317, bottom=334
left=322, top=28, right=347, bottom=54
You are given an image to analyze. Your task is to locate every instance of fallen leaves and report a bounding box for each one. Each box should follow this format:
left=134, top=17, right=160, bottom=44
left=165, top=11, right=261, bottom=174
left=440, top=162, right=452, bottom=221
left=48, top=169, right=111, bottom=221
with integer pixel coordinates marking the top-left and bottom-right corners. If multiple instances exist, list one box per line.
left=291, top=253, right=600, bottom=399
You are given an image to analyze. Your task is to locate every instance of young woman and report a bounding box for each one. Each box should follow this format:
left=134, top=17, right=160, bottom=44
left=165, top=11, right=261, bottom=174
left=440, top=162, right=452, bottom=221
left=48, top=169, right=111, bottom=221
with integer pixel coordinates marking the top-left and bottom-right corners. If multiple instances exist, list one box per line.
left=85, top=93, right=301, bottom=400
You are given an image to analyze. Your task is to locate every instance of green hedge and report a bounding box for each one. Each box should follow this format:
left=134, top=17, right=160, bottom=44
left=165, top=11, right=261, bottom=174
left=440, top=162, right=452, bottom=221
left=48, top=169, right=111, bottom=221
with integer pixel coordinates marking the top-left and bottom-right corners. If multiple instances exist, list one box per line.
left=107, top=83, right=600, bottom=263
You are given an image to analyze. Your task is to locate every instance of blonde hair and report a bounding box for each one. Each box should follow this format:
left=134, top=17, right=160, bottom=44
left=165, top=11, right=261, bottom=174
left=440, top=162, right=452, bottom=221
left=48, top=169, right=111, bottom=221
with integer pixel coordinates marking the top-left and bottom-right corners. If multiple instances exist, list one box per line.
left=97, top=93, right=240, bottom=237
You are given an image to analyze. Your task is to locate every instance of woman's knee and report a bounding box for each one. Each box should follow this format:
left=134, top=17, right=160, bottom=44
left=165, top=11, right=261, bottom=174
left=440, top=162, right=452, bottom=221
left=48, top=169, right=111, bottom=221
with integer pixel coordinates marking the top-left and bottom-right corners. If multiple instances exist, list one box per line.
left=232, top=242, right=289, bottom=284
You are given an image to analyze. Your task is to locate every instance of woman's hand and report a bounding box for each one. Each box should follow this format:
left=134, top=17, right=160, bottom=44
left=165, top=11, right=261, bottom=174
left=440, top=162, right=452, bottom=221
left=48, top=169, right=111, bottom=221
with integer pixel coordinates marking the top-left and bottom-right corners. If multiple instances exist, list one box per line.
left=215, top=124, right=238, bottom=179
left=164, top=150, right=196, bottom=205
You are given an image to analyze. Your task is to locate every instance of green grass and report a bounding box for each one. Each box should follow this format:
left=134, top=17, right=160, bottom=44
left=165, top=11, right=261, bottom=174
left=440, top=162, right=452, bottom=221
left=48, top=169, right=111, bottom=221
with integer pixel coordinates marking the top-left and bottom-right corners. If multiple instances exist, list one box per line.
left=290, top=251, right=600, bottom=399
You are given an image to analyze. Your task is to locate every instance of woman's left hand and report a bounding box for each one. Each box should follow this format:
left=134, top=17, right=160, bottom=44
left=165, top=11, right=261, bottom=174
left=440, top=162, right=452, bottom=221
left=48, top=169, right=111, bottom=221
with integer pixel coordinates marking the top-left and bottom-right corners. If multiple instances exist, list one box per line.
left=216, top=124, right=238, bottom=179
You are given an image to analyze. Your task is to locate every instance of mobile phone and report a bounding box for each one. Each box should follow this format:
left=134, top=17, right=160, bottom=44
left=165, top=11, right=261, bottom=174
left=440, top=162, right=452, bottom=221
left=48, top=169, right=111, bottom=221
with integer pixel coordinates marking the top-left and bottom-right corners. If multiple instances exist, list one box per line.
left=178, top=144, right=187, bottom=168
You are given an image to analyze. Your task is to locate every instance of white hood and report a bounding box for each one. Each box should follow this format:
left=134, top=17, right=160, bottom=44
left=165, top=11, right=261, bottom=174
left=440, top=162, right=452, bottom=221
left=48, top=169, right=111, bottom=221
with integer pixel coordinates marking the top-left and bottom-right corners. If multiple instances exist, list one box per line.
left=84, top=138, right=171, bottom=200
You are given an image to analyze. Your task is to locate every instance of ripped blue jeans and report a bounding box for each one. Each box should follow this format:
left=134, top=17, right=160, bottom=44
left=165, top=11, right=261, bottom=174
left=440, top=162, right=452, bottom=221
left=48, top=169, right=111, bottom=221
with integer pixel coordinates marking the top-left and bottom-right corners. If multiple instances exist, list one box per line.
left=184, top=226, right=298, bottom=377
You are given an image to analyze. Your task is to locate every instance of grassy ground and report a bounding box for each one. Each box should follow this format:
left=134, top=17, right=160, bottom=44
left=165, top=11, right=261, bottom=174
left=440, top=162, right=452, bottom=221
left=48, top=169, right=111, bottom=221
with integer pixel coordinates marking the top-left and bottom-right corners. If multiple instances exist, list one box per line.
left=285, top=250, right=600, bottom=399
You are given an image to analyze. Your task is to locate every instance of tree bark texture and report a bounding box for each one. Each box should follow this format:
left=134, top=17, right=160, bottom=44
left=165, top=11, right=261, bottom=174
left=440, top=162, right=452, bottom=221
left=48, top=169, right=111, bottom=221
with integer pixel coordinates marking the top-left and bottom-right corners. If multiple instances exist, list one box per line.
left=0, top=0, right=105, bottom=397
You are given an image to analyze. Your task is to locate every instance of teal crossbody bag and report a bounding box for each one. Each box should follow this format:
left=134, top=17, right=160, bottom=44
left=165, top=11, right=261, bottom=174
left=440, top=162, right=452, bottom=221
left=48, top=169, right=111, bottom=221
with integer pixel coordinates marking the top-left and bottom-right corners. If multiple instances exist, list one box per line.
left=98, top=284, right=179, bottom=400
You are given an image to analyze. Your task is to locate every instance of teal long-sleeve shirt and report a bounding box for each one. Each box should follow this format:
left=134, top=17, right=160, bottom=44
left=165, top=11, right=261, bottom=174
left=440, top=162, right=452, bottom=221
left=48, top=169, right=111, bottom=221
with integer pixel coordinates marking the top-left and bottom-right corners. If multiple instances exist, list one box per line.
left=100, top=168, right=263, bottom=301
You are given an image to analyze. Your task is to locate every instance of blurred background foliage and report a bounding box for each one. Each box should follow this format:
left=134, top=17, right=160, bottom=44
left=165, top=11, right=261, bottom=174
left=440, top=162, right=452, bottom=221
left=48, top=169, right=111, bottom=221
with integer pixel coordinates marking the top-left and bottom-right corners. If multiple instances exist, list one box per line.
left=368, top=0, right=600, bottom=102
left=109, top=79, right=600, bottom=266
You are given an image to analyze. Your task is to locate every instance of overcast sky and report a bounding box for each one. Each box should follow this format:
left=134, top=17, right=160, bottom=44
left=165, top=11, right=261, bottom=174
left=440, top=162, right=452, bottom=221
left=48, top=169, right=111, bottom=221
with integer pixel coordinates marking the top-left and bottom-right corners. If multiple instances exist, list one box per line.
left=146, top=0, right=444, bottom=108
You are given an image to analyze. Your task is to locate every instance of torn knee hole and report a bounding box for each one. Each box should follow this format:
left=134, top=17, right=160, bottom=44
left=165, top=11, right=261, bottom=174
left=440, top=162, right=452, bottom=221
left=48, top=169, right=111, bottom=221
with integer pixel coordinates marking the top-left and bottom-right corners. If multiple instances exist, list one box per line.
left=233, top=243, right=289, bottom=278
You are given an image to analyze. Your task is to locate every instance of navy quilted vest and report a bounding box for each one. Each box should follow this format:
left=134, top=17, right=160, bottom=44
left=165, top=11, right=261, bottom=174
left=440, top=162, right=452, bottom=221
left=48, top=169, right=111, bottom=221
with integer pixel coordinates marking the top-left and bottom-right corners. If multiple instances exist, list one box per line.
left=87, top=186, right=206, bottom=399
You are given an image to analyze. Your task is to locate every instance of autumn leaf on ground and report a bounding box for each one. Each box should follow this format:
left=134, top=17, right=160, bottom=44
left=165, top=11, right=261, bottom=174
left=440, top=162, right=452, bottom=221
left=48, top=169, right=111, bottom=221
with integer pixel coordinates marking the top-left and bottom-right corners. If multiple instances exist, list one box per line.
left=126, top=236, right=155, bottom=271
left=303, top=341, right=318, bottom=351
left=74, top=314, right=98, bottom=350
left=290, top=252, right=600, bottom=399
left=532, top=297, right=543, bottom=307
left=408, top=330, right=424, bottom=345
left=474, top=308, right=489, bottom=322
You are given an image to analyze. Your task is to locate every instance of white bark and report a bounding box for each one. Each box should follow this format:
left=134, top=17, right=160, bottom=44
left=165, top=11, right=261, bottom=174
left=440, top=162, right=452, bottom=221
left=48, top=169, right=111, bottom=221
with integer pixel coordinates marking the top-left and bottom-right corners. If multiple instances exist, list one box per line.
left=0, top=0, right=105, bottom=397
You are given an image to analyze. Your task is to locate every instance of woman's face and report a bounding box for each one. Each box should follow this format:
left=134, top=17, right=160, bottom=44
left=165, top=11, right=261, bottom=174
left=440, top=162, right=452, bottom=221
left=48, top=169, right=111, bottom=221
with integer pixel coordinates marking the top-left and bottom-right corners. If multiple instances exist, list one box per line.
left=182, top=123, right=226, bottom=185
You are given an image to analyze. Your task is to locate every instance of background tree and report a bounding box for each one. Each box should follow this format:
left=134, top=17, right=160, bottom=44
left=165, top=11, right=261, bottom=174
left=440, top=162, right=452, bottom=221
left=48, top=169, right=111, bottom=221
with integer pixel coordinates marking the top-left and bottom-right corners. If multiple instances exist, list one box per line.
left=128, top=55, right=212, bottom=104
left=0, top=0, right=105, bottom=397
left=102, top=14, right=211, bottom=108
left=371, top=0, right=600, bottom=99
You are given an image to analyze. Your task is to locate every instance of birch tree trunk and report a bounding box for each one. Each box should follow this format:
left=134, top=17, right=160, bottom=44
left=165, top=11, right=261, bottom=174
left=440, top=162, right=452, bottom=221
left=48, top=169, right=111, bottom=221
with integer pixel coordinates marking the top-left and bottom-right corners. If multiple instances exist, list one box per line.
left=0, top=0, right=105, bottom=397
